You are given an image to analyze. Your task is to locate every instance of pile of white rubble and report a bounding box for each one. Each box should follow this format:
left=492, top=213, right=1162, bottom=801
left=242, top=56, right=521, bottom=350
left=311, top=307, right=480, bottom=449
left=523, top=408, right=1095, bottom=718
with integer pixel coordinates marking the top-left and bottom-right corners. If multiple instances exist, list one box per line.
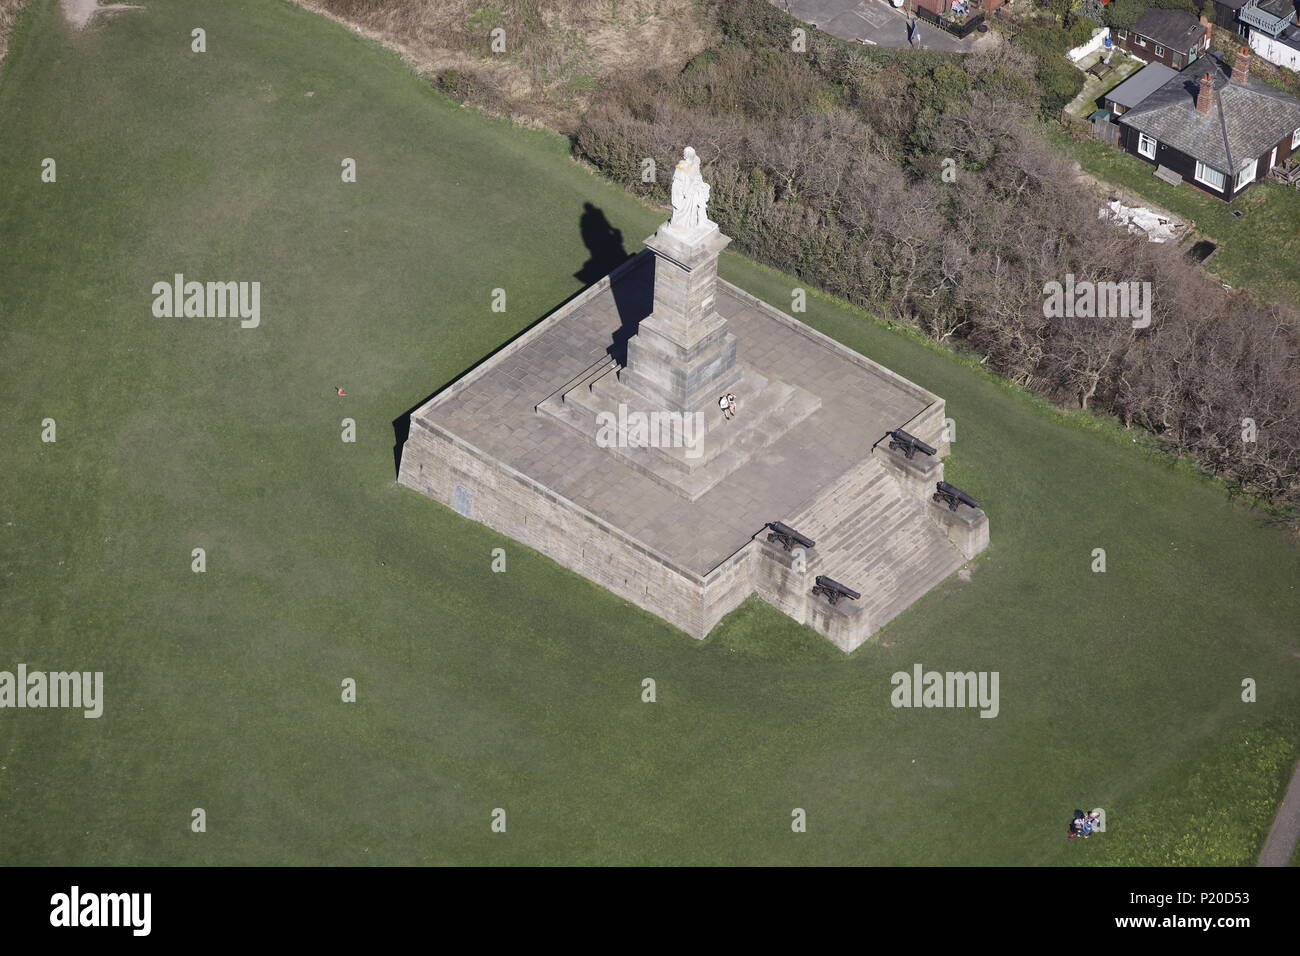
left=1098, top=199, right=1182, bottom=243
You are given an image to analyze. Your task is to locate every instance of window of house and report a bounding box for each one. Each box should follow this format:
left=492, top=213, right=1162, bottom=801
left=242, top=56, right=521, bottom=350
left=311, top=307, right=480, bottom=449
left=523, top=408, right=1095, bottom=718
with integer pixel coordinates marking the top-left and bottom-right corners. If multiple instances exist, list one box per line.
left=1138, top=132, right=1158, bottom=159
left=1293, top=126, right=1300, bottom=150
left=1118, top=29, right=1127, bottom=40
left=1237, top=158, right=1257, bottom=190
left=1194, top=160, right=1226, bottom=191
left=1136, top=37, right=1146, bottom=47
left=1155, top=45, right=1165, bottom=57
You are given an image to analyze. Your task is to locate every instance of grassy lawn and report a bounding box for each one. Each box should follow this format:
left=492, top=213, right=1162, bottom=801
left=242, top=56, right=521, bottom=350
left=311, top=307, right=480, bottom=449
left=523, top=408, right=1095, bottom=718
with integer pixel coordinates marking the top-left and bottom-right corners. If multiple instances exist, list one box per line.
left=1050, top=128, right=1300, bottom=310
left=1, top=0, right=1298, bottom=866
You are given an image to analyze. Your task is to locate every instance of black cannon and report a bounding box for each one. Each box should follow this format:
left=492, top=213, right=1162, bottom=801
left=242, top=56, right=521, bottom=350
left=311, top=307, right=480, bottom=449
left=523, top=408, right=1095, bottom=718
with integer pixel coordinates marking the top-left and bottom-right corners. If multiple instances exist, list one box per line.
left=887, top=428, right=937, bottom=461
left=765, top=521, right=815, bottom=553
left=933, top=481, right=981, bottom=512
left=812, top=575, right=860, bottom=607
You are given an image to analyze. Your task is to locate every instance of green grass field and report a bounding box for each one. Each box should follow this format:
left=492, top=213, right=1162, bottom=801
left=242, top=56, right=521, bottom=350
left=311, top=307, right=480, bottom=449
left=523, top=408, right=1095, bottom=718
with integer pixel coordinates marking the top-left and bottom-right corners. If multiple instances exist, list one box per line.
left=1, top=0, right=1297, bottom=865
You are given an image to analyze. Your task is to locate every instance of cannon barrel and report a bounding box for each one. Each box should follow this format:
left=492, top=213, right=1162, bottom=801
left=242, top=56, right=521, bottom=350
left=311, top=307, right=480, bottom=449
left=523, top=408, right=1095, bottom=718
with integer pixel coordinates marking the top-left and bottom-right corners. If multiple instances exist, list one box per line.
left=888, top=428, right=938, bottom=459
left=814, top=575, right=861, bottom=602
left=766, top=521, right=815, bottom=550
left=936, top=481, right=981, bottom=510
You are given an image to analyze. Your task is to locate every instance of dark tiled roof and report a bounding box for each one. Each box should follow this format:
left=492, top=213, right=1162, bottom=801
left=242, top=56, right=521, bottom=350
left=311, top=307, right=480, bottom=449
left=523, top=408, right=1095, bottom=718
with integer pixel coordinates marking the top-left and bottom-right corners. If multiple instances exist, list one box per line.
left=1106, top=62, right=1179, bottom=109
left=1119, top=52, right=1300, bottom=171
left=1133, top=9, right=1207, bottom=48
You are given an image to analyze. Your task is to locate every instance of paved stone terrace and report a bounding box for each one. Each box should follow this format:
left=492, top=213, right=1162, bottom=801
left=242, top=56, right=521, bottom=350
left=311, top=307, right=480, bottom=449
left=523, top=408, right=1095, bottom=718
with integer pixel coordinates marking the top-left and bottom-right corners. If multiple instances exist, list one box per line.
left=422, top=253, right=930, bottom=575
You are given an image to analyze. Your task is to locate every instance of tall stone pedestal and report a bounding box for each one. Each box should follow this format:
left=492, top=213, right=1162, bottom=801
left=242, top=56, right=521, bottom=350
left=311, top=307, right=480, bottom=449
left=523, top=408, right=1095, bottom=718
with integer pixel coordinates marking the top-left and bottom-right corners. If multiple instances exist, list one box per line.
left=537, top=216, right=819, bottom=501
left=619, top=223, right=741, bottom=415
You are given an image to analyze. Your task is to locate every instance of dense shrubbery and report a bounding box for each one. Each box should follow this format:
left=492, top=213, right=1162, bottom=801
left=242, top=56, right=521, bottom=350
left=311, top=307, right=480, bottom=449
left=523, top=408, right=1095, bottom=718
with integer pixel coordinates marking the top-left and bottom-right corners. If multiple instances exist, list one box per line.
left=1104, top=0, right=1203, bottom=32
left=0, top=0, right=25, bottom=72
left=1012, top=21, right=1090, bottom=119
left=577, top=1, right=1300, bottom=514
left=301, top=0, right=713, bottom=128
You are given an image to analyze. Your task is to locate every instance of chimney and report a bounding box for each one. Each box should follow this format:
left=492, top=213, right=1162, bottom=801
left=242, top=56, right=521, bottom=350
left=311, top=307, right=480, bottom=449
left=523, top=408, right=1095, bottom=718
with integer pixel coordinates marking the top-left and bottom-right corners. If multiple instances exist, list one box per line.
left=1197, top=70, right=1214, bottom=113
left=1232, top=44, right=1251, bottom=84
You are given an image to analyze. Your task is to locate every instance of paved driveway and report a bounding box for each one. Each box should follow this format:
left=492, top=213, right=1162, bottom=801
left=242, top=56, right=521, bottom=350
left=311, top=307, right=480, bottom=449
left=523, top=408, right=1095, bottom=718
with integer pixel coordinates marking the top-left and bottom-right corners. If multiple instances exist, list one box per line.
left=773, top=0, right=992, bottom=54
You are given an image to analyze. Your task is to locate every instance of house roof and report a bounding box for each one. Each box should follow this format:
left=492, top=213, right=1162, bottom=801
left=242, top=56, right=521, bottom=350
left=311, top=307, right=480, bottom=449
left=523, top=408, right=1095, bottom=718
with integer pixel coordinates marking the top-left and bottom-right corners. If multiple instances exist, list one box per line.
left=1119, top=51, right=1300, bottom=172
left=1132, top=9, right=1207, bottom=49
left=1106, top=62, right=1179, bottom=109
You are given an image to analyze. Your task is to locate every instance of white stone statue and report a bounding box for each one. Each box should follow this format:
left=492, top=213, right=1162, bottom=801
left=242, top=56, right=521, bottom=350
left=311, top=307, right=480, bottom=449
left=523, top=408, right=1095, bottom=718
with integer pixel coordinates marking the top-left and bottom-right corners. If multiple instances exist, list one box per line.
left=668, top=146, right=714, bottom=236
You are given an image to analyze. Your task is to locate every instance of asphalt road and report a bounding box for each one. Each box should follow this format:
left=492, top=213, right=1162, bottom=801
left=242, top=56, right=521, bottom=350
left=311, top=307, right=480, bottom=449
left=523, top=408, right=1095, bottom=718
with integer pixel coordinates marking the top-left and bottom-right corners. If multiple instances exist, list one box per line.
left=773, top=0, right=984, bottom=54
left=1259, top=761, right=1300, bottom=866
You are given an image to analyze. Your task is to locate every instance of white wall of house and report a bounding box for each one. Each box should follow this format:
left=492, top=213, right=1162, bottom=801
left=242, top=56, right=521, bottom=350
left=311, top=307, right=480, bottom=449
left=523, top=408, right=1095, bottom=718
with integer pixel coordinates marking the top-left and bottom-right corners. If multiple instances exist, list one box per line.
left=1249, top=31, right=1300, bottom=72
left=1068, top=27, right=1112, bottom=63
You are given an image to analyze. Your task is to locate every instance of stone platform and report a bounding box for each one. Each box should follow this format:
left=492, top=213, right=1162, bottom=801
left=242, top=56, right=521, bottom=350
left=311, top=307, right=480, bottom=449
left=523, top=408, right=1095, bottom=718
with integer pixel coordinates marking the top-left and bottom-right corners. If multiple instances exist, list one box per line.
left=399, top=250, right=988, bottom=651
left=537, top=359, right=821, bottom=500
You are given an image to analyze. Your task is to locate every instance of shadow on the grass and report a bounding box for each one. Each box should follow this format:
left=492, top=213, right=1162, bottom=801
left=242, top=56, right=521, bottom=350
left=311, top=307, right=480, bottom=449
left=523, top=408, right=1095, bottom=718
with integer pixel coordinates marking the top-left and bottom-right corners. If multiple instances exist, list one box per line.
left=391, top=201, right=647, bottom=478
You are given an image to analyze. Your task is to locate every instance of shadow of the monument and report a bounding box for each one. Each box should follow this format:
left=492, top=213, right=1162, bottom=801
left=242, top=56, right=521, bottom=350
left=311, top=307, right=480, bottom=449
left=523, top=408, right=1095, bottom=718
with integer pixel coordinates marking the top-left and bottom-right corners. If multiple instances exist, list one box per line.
left=574, top=201, right=628, bottom=284
left=575, top=201, right=653, bottom=365
left=390, top=202, right=654, bottom=479
left=605, top=253, right=653, bottom=366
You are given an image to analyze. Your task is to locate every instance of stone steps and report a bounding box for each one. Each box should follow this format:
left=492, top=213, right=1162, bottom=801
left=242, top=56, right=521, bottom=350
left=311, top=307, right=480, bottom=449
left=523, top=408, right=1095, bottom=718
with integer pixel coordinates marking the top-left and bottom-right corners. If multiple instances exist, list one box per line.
left=533, top=354, right=616, bottom=413
left=793, top=457, right=965, bottom=638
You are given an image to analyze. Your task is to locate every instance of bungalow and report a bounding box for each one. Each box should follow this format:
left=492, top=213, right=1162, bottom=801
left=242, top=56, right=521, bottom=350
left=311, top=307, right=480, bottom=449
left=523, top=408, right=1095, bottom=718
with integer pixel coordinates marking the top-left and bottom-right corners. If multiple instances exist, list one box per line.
left=1115, top=10, right=1211, bottom=69
left=1117, top=47, right=1300, bottom=199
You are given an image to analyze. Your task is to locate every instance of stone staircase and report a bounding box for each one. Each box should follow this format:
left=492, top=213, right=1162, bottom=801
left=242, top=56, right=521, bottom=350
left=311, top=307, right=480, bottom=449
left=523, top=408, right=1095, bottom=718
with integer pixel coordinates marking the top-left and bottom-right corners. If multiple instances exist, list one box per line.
left=791, top=457, right=966, bottom=636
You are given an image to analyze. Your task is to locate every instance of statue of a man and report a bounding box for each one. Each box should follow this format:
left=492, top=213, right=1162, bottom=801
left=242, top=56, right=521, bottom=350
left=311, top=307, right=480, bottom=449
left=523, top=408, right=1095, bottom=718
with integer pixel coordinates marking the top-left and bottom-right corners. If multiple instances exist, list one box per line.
left=669, top=146, right=713, bottom=235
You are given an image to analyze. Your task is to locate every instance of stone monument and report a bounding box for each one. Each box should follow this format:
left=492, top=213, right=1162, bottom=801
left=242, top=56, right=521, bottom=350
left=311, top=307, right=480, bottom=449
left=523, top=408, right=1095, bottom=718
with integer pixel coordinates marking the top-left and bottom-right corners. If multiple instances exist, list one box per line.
left=399, top=146, right=989, bottom=652
left=618, top=147, right=740, bottom=415
left=537, top=148, right=821, bottom=502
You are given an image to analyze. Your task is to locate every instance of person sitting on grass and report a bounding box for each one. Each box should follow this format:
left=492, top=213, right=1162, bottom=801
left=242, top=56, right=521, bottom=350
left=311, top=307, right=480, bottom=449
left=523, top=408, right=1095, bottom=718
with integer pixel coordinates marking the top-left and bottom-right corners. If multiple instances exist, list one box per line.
left=1068, top=809, right=1087, bottom=839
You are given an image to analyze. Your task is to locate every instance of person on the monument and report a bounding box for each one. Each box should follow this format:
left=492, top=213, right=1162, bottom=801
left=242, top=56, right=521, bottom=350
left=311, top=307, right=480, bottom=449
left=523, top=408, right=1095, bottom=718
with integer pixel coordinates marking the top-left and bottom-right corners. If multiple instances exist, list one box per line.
left=727, top=393, right=737, bottom=418
left=719, top=393, right=733, bottom=421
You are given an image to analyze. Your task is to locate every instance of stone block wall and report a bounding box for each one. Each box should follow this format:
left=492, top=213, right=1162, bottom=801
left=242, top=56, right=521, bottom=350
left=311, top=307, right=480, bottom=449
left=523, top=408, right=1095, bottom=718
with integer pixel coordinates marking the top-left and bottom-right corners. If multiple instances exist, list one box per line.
left=901, top=399, right=950, bottom=459
left=753, top=537, right=819, bottom=623
left=697, top=545, right=761, bottom=634
left=399, top=418, right=823, bottom=642
left=400, top=419, right=717, bottom=637
left=805, top=599, right=869, bottom=653
left=928, top=500, right=990, bottom=560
